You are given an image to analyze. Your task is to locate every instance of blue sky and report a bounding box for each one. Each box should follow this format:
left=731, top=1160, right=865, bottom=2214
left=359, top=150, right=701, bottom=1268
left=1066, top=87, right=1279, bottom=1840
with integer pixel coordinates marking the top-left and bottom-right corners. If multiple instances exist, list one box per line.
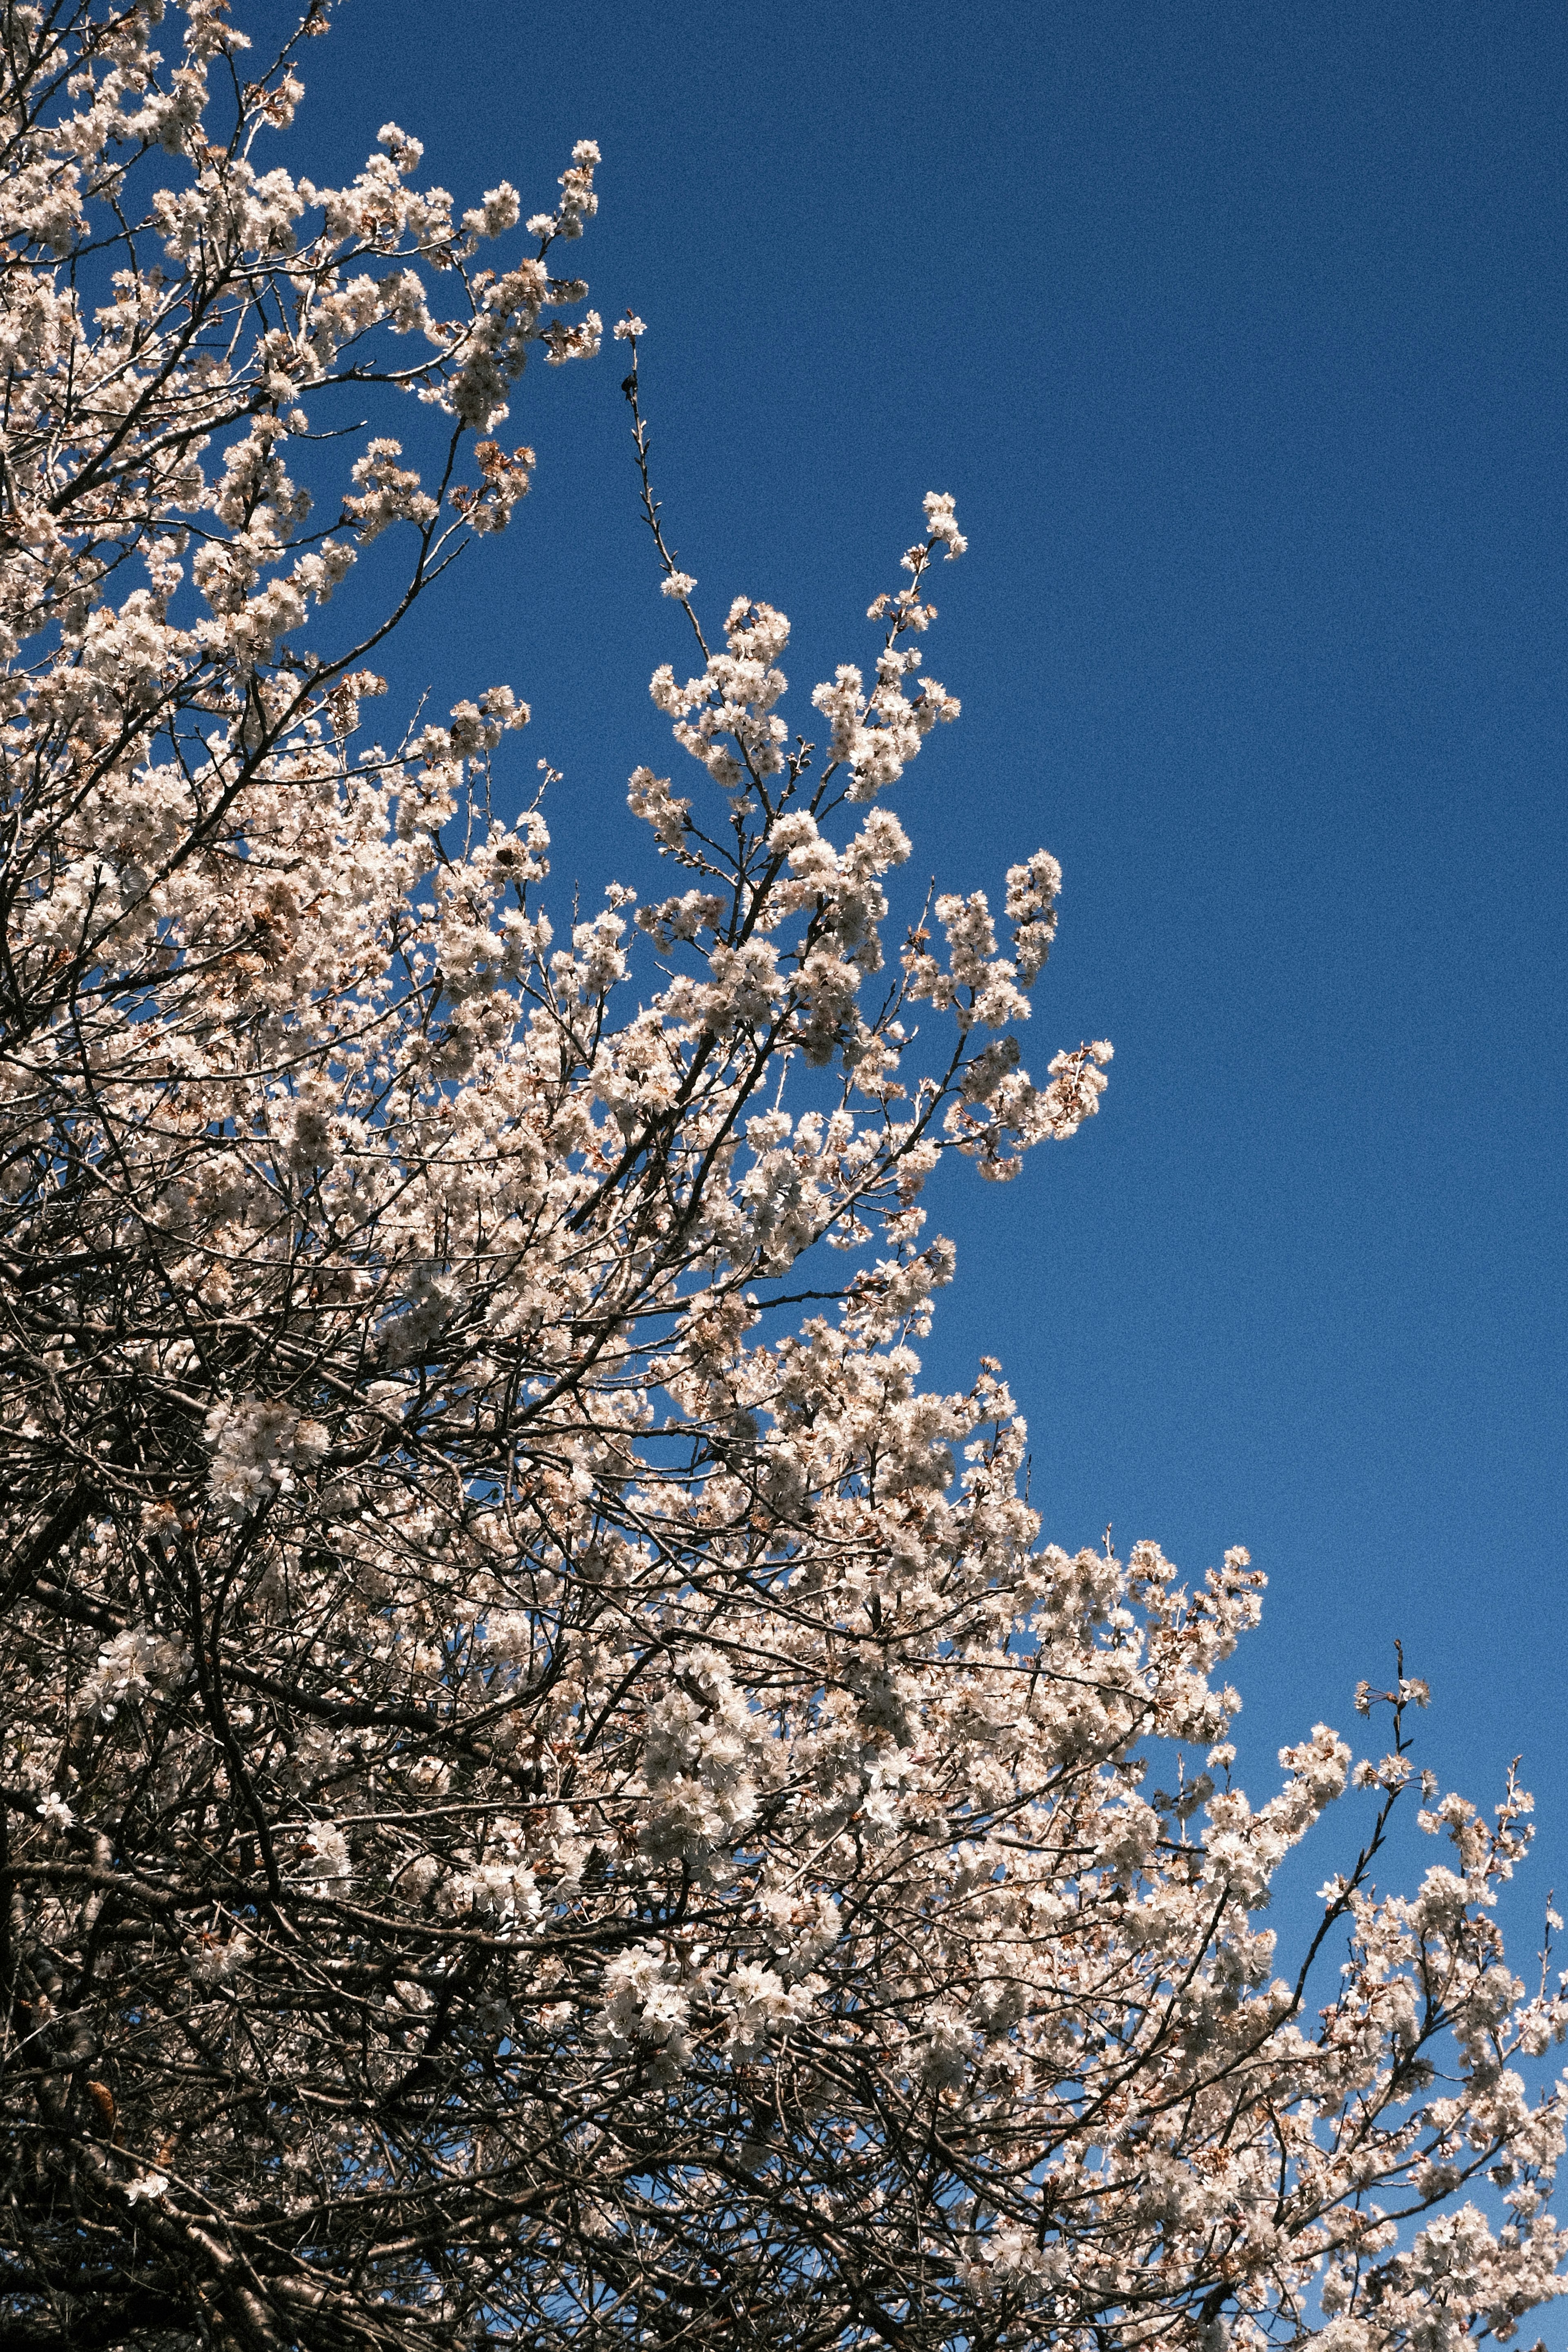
left=287, top=0, right=1566, bottom=1956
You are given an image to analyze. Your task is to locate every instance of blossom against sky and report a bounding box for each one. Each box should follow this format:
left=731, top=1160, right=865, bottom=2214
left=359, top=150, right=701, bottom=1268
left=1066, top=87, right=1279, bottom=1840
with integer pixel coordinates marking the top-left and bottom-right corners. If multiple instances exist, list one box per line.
left=299, top=0, right=1568, bottom=1934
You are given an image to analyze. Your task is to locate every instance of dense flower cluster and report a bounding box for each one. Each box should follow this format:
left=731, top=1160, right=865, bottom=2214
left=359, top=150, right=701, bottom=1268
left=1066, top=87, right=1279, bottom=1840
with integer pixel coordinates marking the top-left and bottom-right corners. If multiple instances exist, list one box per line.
left=2, top=11, right=1564, bottom=2352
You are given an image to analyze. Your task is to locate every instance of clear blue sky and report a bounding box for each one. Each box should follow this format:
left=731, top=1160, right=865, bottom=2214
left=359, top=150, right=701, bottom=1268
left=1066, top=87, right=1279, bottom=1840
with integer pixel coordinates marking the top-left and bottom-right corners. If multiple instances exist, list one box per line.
left=290, top=0, right=1567, bottom=1964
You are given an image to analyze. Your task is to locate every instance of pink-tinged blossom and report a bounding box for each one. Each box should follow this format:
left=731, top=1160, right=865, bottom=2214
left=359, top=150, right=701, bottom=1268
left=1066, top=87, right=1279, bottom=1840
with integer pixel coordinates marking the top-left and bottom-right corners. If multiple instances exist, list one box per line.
left=1, top=14, right=1561, bottom=2352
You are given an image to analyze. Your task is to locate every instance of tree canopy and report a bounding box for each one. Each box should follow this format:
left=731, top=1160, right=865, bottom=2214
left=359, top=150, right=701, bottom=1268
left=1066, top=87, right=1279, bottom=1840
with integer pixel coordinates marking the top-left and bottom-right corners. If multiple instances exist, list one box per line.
left=2, top=8, right=1564, bottom=2349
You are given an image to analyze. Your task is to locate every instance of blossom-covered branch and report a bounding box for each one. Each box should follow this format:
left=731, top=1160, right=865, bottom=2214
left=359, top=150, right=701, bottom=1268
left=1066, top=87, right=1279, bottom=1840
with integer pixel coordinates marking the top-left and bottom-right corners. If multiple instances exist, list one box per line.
left=1, top=11, right=1564, bottom=2352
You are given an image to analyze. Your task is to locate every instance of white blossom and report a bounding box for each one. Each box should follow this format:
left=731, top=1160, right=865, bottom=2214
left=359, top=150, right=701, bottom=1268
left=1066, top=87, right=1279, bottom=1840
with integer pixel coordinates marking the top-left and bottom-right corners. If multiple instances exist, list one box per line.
left=1, top=15, right=1561, bottom=2352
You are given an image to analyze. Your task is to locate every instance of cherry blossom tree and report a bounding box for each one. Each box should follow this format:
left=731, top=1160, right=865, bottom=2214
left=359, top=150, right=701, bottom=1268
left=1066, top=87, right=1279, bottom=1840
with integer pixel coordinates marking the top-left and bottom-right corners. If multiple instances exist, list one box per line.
left=3, top=7, right=1566, bottom=2349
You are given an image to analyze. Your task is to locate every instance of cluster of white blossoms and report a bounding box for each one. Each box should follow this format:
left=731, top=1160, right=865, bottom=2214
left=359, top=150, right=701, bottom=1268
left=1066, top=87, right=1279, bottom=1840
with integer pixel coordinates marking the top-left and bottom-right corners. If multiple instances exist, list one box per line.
left=77, top=1624, right=194, bottom=1725
left=203, top=1397, right=330, bottom=1517
left=2, top=11, right=1564, bottom=2352
left=650, top=595, right=794, bottom=788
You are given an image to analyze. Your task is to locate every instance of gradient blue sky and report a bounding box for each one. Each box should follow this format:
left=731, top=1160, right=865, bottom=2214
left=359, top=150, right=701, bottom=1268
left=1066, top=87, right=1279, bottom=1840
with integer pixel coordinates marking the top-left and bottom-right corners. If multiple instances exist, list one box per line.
left=286, top=0, right=1566, bottom=1965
